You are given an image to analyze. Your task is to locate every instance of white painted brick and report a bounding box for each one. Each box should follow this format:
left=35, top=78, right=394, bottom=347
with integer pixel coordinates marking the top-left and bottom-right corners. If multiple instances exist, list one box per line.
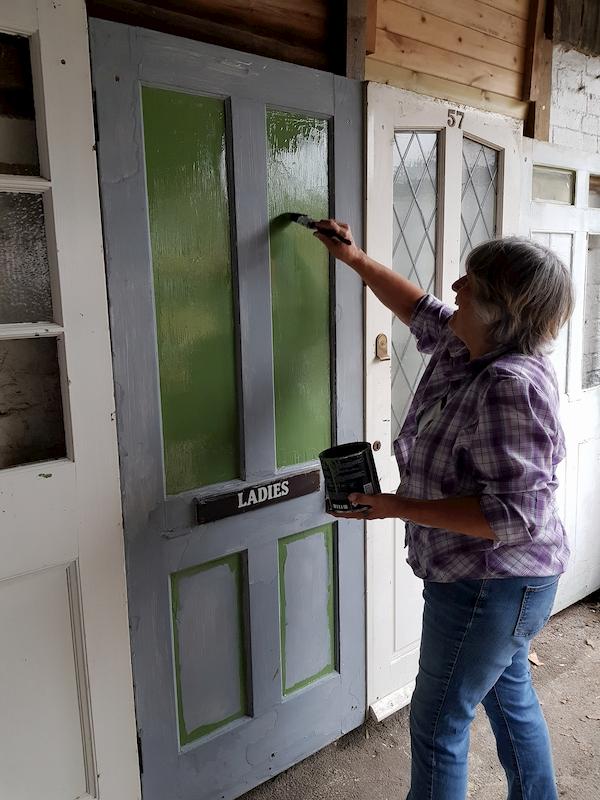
left=583, top=133, right=599, bottom=152
left=582, top=115, right=600, bottom=135
left=557, top=67, right=585, bottom=93
left=552, top=108, right=583, bottom=131
left=585, top=56, right=600, bottom=77
left=587, top=81, right=600, bottom=99
left=561, top=87, right=588, bottom=113
left=555, top=45, right=588, bottom=72
left=553, top=127, right=583, bottom=150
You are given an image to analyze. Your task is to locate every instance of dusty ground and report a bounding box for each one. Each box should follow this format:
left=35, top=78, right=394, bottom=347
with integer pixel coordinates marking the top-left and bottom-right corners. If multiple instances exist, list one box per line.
left=243, top=591, right=600, bottom=800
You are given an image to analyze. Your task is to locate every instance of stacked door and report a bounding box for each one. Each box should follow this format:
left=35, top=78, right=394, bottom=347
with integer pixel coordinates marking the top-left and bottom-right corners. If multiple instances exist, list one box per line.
left=520, top=138, right=600, bottom=611
left=365, top=83, right=521, bottom=719
left=91, top=20, right=364, bottom=800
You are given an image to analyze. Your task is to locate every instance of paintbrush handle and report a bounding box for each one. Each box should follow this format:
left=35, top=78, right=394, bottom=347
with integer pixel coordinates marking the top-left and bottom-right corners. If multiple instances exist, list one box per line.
left=319, top=228, right=352, bottom=246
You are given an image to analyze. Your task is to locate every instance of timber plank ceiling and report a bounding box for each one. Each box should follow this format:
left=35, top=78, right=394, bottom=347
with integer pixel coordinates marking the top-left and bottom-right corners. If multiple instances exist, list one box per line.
left=86, top=0, right=344, bottom=73
left=366, top=0, right=533, bottom=117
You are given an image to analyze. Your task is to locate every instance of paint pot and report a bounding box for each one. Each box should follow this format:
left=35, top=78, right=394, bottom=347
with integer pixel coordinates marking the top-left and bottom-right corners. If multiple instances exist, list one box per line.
left=319, top=441, right=381, bottom=513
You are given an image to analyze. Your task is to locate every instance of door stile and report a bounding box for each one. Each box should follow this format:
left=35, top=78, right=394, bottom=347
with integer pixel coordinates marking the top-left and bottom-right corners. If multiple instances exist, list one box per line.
left=439, top=125, right=461, bottom=304
left=229, top=96, right=276, bottom=482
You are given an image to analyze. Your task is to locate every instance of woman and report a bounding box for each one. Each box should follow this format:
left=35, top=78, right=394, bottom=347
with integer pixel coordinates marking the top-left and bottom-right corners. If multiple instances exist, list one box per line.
left=314, top=221, right=574, bottom=800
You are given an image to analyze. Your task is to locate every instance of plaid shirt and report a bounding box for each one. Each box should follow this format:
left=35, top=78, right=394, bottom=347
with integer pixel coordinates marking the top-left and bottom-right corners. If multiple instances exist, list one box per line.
left=395, top=294, right=569, bottom=582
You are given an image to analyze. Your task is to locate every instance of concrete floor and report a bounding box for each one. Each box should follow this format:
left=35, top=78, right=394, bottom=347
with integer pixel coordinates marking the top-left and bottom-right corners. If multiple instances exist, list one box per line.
left=243, top=591, right=600, bottom=800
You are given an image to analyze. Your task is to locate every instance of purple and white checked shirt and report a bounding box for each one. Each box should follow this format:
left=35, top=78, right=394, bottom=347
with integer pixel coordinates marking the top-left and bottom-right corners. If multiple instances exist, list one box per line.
left=395, top=294, right=569, bottom=582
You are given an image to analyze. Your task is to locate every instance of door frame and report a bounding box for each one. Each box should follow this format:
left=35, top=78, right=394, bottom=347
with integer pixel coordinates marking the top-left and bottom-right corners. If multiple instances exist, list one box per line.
left=0, top=2, right=139, bottom=798
left=365, top=82, right=522, bottom=717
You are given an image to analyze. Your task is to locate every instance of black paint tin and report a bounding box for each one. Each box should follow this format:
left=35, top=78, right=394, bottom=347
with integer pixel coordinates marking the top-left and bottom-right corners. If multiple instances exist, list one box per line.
left=319, top=441, right=381, bottom=513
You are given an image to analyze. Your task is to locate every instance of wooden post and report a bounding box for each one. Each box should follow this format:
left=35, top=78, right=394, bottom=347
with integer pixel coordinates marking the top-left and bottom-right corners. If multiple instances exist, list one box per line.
left=524, top=0, right=554, bottom=140
left=345, top=0, right=369, bottom=80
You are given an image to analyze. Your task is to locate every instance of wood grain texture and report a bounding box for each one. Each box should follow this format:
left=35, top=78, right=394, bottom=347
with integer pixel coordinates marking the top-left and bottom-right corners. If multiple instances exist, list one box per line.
left=86, top=0, right=338, bottom=71
left=523, top=0, right=552, bottom=139
left=554, top=0, right=600, bottom=57
left=380, top=0, right=528, bottom=46
left=365, top=57, right=529, bottom=116
left=477, top=0, right=530, bottom=19
left=379, top=1, right=525, bottom=72
left=373, top=28, right=523, bottom=96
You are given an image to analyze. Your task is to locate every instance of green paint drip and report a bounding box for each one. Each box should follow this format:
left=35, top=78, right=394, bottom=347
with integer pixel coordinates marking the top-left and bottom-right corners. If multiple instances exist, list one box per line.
left=278, top=524, right=336, bottom=696
left=267, top=110, right=331, bottom=467
left=170, top=553, right=247, bottom=745
left=142, top=87, right=239, bottom=494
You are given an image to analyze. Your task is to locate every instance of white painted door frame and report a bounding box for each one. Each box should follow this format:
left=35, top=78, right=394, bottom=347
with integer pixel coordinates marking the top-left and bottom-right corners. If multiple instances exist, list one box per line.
left=366, top=83, right=521, bottom=719
left=0, top=2, right=139, bottom=798
left=521, top=138, right=600, bottom=612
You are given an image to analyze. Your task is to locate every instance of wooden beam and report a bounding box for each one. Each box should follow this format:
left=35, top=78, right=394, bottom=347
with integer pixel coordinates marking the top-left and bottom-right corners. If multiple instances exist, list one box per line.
left=523, top=0, right=553, bottom=140
left=346, top=0, right=369, bottom=79
left=366, top=0, right=377, bottom=54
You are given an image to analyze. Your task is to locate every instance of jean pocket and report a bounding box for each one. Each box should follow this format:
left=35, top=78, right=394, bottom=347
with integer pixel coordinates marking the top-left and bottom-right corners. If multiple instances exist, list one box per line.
left=513, top=578, right=560, bottom=638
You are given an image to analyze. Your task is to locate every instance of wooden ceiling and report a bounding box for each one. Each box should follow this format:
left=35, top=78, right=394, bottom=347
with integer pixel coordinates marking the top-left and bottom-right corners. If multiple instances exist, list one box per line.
left=86, top=0, right=346, bottom=73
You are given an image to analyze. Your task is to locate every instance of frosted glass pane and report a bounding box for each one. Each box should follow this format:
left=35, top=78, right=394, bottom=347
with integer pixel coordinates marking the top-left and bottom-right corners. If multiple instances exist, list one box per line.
left=267, top=110, right=331, bottom=467
left=0, top=193, right=52, bottom=323
left=532, top=166, right=574, bottom=205
left=583, top=235, right=600, bottom=389
left=532, top=232, right=572, bottom=393
left=0, top=33, right=39, bottom=175
left=392, top=131, right=438, bottom=443
left=0, top=338, right=66, bottom=469
left=460, top=139, right=498, bottom=271
left=588, top=175, right=600, bottom=208
left=142, top=88, right=239, bottom=494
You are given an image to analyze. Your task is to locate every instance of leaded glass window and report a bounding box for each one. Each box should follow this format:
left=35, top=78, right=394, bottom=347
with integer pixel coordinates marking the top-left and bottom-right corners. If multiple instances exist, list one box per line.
left=391, top=131, right=438, bottom=443
left=460, top=139, right=498, bottom=271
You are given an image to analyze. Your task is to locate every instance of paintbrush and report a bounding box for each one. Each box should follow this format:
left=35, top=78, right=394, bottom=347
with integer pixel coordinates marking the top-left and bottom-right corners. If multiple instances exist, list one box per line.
left=285, top=213, right=352, bottom=245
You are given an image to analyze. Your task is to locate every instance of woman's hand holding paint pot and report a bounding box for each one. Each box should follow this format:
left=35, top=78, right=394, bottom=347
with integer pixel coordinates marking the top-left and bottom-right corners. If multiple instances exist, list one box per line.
left=328, top=492, right=404, bottom=521
left=313, top=219, right=363, bottom=269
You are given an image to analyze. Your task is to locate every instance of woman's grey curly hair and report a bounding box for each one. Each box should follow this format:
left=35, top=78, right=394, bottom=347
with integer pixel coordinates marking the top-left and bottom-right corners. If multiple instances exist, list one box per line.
left=466, top=236, right=575, bottom=355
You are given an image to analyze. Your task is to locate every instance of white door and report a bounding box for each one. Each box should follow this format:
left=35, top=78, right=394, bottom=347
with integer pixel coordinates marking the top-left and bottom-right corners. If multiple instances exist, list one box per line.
left=0, top=2, right=139, bottom=799
left=366, top=83, right=521, bottom=719
left=521, top=139, right=600, bottom=612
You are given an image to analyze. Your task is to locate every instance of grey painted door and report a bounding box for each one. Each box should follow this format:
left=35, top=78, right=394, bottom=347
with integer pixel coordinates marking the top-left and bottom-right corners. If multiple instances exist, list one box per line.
left=90, top=19, right=365, bottom=800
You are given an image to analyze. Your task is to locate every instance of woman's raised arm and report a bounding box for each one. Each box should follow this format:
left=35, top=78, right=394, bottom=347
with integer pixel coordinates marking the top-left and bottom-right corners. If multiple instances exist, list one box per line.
left=314, top=219, right=425, bottom=325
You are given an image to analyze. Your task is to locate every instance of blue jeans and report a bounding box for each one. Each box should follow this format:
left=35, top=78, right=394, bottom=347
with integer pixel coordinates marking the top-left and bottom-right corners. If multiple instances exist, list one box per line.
left=408, top=576, right=560, bottom=800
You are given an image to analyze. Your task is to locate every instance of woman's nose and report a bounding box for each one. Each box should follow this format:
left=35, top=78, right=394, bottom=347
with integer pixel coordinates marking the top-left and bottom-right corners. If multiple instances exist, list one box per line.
left=452, top=276, right=467, bottom=292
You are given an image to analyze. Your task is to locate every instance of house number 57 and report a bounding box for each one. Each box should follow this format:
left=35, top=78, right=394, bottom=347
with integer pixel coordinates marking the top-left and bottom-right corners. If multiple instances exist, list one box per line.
left=447, top=109, right=464, bottom=128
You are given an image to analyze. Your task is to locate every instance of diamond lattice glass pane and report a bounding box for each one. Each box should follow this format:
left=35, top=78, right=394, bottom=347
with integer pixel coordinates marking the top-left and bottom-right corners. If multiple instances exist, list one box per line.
left=0, top=192, right=52, bottom=323
left=391, top=131, right=438, bottom=445
left=460, top=139, right=498, bottom=271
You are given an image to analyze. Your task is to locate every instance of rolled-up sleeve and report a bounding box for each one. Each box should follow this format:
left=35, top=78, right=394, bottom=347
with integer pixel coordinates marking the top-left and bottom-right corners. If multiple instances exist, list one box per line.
left=409, top=294, right=454, bottom=354
left=468, top=375, right=557, bottom=548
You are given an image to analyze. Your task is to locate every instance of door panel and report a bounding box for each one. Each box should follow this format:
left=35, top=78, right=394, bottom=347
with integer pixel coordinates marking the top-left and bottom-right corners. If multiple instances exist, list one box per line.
left=91, top=20, right=364, bottom=800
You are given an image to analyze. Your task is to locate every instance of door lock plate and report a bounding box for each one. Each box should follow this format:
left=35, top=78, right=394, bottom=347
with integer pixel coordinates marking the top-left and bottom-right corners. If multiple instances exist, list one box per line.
left=375, top=333, right=390, bottom=361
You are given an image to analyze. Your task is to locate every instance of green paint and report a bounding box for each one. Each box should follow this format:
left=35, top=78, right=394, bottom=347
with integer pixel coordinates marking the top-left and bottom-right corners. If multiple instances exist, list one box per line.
left=278, top=525, right=336, bottom=695
left=142, top=87, right=239, bottom=494
left=170, top=553, right=247, bottom=745
left=267, top=110, right=331, bottom=467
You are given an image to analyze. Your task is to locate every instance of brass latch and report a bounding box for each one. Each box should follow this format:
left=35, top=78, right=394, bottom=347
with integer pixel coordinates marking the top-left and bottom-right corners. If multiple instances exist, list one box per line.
left=375, top=333, right=390, bottom=361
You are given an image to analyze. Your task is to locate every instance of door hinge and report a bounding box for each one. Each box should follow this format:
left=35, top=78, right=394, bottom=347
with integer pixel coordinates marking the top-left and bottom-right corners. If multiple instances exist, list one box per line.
left=92, top=89, right=100, bottom=148
left=137, top=733, right=144, bottom=775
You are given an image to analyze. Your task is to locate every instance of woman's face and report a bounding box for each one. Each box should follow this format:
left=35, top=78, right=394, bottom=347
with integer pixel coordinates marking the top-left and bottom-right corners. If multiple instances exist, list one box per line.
left=449, top=272, right=489, bottom=350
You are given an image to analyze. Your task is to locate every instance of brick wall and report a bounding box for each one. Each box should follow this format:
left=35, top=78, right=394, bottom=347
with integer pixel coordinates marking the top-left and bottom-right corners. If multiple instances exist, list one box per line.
left=551, top=44, right=600, bottom=154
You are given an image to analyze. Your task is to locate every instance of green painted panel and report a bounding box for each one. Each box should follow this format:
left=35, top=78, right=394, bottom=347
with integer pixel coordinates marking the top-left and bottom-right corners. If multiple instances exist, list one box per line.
left=278, top=525, right=335, bottom=695
left=171, top=553, right=248, bottom=745
left=267, top=111, right=331, bottom=467
left=142, top=87, right=239, bottom=494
